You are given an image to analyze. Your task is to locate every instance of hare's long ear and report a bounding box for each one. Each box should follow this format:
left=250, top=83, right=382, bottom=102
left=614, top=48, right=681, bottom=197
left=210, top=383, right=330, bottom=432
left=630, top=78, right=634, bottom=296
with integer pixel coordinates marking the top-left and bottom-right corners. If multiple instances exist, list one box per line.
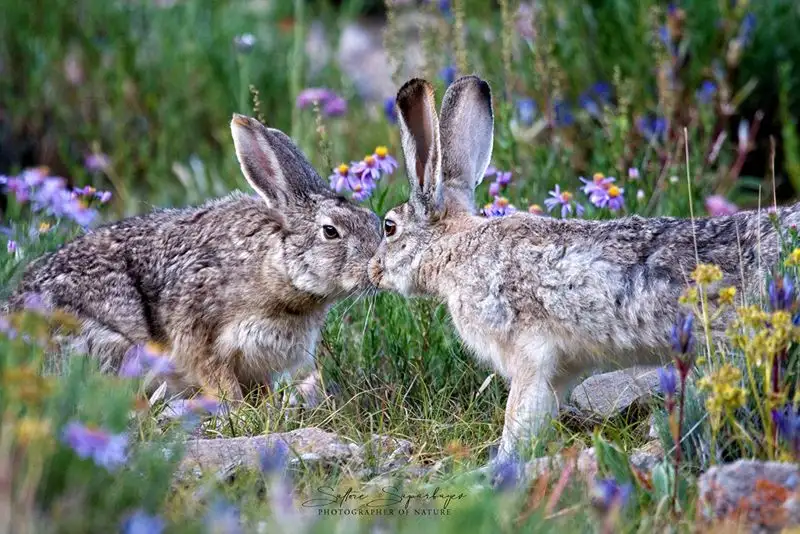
left=230, top=113, right=329, bottom=209
left=438, top=75, right=494, bottom=214
left=396, top=79, right=443, bottom=217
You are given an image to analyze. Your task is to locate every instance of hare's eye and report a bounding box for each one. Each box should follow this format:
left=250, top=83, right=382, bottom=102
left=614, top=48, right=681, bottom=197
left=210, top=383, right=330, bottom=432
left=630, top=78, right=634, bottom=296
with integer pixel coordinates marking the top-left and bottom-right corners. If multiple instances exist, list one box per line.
left=322, top=225, right=340, bottom=240
left=384, top=219, right=397, bottom=237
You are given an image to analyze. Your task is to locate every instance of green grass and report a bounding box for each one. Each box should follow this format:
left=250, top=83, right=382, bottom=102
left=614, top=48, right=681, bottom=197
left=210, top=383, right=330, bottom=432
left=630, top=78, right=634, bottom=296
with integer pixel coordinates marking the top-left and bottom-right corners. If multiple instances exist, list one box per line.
left=3, top=0, right=800, bottom=532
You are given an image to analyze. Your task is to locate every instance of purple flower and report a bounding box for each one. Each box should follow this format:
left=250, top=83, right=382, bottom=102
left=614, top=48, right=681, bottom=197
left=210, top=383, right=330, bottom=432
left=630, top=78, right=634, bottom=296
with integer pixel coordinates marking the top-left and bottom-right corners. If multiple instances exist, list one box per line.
left=351, top=156, right=381, bottom=188
left=22, top=293, right=49, bottom=313
left=322, top=95, right=347, bottom=117
left=96, top=190, right=113, bottom=203
left=296, top=88, right=336, bottom=109
left=119, top=344, right=174, bottom=378
left=516, top=98, right=537, bottom=127
left=772, top=404, right=800, bottom=458
left=7, top=240, right=17, bottom=253
left=484, top=166, right=498, bottom=179
left=578, top=83, right=611, bottom=118
left=233, top=33, right=256, bottom=54
left=496, top=171, right=512, bottom=186
left=490, top=457, right=522, bottom=492
left=768, top=274, right=796, bottom=312
left=515, top=3, right=535, bottom=41
left=705, top=195, right=737, bottom=217
left=696, top=81, right=717, bottom=104
left=658, top=366, right=678, bottom=397
left=383, top=97, right=397, bottom=124
left=553, top=100, right=574, bottom=127
left=61, top=422, right=128, bottom=471
left=440, top=66, right=457, bottom=87
left=670, top=312, right=694, bottom=355
left=637, top=115, right=667, bottom=142
left=259, top=440, right=290, bottom=475
left=628, top=168, right=640, bottom=180
left=579, top=173, right=615, bottom=203
left=591, top=478, right=632, bottom=513
left=544, top=185, right=584, bottom=218
left=373, top=146, right=398, bottom=175
left=483, top=197, right=517, bottom=218
left=122, top=510, right=165, bottom=534
left=488, top=182, right=501, bottom=197
left=84, top=153, right=110, bottom=173
left=739, top=13, right=756, bottom=45
left=205, top=500, right=243, bottom=534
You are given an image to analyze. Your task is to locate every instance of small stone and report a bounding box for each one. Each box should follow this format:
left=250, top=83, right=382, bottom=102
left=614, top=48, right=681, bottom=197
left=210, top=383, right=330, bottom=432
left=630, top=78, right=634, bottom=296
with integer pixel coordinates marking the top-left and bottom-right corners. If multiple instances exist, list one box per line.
left=570, top=367, right=661, bottom=420
left=697, top=460, right=800, bottom=532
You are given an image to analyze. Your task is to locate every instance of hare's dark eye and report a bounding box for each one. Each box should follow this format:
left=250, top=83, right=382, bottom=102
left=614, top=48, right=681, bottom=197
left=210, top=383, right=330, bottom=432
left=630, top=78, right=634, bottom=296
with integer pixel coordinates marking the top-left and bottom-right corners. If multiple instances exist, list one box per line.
left=384, top=219, right=397, bottom=237
left=322, top=225, right=340, bottom=239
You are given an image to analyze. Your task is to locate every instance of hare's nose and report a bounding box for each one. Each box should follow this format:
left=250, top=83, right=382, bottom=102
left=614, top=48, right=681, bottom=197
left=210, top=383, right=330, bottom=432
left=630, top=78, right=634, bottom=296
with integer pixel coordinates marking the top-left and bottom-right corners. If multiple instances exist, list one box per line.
left=368, top=257, right=384, bottom=287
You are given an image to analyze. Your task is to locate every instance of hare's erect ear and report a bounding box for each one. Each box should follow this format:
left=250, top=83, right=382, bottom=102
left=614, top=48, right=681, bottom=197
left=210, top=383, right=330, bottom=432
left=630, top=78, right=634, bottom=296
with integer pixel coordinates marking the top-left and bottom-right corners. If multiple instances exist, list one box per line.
left=439, top=75, right=494, bottom=214
left=230, top=114, right=329, bottom=208
left=396, top=79, right=443, bottom=216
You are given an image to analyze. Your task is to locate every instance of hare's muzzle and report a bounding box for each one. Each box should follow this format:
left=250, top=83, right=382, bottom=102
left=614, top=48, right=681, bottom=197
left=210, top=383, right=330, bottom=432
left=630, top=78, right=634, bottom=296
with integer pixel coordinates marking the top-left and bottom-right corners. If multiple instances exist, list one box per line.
left=368, top=256, right=384, bottom=288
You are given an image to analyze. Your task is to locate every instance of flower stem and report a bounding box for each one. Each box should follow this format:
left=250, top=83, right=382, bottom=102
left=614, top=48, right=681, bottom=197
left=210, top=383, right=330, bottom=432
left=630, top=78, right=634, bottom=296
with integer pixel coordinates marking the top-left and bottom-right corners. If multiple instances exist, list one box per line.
left=672, top=375, right=687, bottom=514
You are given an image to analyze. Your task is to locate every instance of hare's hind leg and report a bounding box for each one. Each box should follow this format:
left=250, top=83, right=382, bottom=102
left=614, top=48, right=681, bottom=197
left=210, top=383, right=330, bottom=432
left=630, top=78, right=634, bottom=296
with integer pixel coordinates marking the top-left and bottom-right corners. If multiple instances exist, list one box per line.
left=69, top=319, right=134, bottom=373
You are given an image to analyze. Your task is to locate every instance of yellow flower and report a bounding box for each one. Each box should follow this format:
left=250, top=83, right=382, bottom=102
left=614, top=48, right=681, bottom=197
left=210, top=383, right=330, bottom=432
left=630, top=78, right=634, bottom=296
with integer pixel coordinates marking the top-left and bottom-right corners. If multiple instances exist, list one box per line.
left=38, top=222, right=51, bottom=233
left=699, top=364, right=746, bottom=430
left=785, top=248, right=800, bottom=267
left=16, top=417, right=52, bottom=446
left=679, top=287, right=699, bottom=305
left=719, top=286, right=737, bottom=305
left=692, top=264, right=723, bottom=285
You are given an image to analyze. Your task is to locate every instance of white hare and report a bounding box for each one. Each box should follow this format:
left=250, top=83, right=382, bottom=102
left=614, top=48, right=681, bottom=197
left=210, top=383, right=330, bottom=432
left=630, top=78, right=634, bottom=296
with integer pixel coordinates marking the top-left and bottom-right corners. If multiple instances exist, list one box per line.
left=369, top=75, right=798, bottom=461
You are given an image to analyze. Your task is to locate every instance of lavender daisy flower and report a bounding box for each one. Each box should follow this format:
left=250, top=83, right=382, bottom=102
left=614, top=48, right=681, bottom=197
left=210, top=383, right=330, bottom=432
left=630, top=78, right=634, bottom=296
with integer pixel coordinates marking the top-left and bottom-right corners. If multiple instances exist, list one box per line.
left=373, top=146, right=398, bottom=175
left=96, top=190, right=113, bottom=203
left=122, top=510, right=166, bottom=534
left=351, top=156, right=381, bottom=188
left=483, top=197, right=517, bottom=218
left=528, top=204, right=544, bottom=216
left=329, top=164, right=356, bottom=193
left=488, top=182, right=501, bottom=197
left=351, top=182, right=373, bottom=203
left=628, top=168, right=640, bottom=180
left=544, top=185, right=583, bottom=218
left=599, top=185, right=625, bottom=212
left=61, top=422, right=128, bottom=471
left=579, top=173, right=615, bottom=198
left=119, top=344, right=174, bottom=378
left=383, top=97, right=397, bottom=124
left=483, top=166, right=497, bottom=179
left=705, top=195, right=737, bottom=217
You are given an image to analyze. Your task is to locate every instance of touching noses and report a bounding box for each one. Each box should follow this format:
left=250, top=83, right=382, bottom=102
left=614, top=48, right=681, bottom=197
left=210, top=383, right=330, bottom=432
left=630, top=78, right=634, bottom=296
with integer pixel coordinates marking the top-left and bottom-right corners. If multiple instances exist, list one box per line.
left=368, top=255, right=384, bottom=287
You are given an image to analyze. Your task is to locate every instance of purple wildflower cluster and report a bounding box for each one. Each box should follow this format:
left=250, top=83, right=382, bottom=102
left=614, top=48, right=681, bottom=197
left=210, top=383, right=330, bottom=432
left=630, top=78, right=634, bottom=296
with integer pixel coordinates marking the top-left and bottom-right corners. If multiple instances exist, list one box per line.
left=329, top=146, right=397, bottom=202
left=296, top=88, right=347, bottom=117
left=579, top=172, right=625, bottom=212
left=0, top=167, right=111, bottom=227
left=772, top=404, right=800, bottom=459
left=482, top=166, right=517, bottom=218
left=61, top=421, right=128, bottom=471
left=591, top=478, right=632, bottom=513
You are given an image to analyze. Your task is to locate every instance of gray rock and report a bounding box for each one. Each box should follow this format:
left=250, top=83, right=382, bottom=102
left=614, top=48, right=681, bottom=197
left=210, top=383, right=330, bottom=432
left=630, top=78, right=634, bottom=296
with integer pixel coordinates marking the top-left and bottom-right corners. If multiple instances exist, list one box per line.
left=697, top=460, right=800, bottom=533
left=570, top=366, right=661, bottom=420
left=630, top=440, right=665, bottom=472
left=176, top=427, right=413, bottom=480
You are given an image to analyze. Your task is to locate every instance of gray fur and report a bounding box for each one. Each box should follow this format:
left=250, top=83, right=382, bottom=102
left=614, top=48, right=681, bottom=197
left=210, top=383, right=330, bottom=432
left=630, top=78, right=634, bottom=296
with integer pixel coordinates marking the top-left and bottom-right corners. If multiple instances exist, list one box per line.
left=11, top=114, right=381, bottom=400
left=370, top=75, right=796, bottom=460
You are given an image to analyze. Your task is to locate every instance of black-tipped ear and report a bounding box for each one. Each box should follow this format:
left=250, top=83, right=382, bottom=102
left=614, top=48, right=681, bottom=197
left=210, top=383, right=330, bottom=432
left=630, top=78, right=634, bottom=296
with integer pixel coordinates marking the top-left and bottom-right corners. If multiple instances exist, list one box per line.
left=438, top=75, right=494, bottom=214
left=230, top=114, right=328, bottom=208
left=396, top=79, right=443, bottom=216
